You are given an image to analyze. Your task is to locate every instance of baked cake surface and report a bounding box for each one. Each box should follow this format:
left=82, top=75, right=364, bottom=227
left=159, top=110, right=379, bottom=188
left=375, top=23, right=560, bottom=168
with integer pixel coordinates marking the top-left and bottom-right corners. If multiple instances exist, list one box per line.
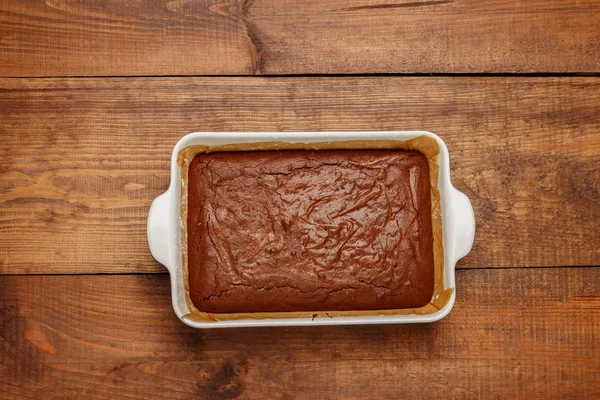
left=187, top=149, right=434, bottom=313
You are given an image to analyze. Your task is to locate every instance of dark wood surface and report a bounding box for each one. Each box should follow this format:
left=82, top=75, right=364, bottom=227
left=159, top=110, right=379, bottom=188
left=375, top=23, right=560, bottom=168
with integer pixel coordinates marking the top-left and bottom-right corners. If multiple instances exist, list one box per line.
left=1, top=1, right=599, bottom=398
left=1, top=77, right=598, bottom=274
left=1, top=268, right=599, bottom=399
left=1, top=0, right=600, bottom=76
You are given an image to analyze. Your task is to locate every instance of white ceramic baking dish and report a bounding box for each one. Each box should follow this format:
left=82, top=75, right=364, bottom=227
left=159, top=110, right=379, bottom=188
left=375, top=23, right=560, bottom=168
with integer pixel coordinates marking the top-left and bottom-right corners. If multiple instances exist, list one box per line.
left=148, top=131, right=475, bottom=328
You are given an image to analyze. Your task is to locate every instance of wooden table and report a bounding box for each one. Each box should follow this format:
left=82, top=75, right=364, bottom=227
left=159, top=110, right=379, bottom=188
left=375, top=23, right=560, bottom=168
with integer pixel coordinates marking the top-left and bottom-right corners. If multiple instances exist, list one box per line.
left=1, top=1, right=599, bottom=399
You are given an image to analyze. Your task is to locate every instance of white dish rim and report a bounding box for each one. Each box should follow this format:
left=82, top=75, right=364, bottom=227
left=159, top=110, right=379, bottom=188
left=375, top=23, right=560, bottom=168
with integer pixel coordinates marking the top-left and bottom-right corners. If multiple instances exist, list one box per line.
left=147, top=131, right=475, bottom=328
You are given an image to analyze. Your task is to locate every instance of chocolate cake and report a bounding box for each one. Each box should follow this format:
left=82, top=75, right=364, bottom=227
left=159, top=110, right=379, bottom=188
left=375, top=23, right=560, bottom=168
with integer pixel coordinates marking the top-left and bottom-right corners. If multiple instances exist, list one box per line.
left=187, top=149, right=435, bottom=313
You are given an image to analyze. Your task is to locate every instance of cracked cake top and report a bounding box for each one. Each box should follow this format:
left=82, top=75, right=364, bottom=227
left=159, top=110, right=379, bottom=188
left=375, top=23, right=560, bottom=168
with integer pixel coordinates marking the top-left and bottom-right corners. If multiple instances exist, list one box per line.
left=187, top=149, right=434, bottom=313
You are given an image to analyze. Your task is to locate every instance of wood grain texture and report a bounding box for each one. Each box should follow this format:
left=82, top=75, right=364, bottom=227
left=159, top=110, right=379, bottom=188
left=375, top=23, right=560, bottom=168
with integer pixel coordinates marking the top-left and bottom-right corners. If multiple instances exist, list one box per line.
left=1, top=0, right=599, bottom=76
left=0, top=268, right=599, bottom=399
left=0, top=78, right=600, bottom=274
left=1, top=77, right=599, bottom=274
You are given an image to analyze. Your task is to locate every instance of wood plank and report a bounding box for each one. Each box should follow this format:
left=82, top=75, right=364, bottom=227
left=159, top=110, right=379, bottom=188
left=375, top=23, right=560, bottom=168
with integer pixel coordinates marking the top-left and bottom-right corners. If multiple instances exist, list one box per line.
left=0, top=268, right=599, bottom=399
left=1, top=0, right=599, bottom=76
left=0, top=77, right=599, bottom=274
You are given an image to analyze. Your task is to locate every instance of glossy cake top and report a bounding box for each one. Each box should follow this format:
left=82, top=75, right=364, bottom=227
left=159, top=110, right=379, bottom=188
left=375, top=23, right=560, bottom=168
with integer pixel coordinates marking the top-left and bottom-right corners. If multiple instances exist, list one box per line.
left=187, top=150, right=435, bottom=313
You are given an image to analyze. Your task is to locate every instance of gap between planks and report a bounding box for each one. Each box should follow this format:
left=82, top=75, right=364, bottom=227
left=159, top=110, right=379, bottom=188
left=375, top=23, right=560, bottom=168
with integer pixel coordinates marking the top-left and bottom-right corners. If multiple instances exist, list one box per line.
left=2, top=72, right=600, bottom=79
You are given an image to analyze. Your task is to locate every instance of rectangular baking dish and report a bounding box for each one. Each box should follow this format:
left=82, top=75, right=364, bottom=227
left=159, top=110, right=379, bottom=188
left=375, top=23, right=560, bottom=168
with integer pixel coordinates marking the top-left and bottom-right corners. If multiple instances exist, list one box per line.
left=147, top=131, right=475, bottom=328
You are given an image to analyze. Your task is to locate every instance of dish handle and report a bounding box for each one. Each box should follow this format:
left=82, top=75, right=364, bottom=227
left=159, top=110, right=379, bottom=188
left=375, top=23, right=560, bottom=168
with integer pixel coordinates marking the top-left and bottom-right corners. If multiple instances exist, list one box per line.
left=450, top=187, right=476, bottom=263
left=147, top=191, right=171, bottom=269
